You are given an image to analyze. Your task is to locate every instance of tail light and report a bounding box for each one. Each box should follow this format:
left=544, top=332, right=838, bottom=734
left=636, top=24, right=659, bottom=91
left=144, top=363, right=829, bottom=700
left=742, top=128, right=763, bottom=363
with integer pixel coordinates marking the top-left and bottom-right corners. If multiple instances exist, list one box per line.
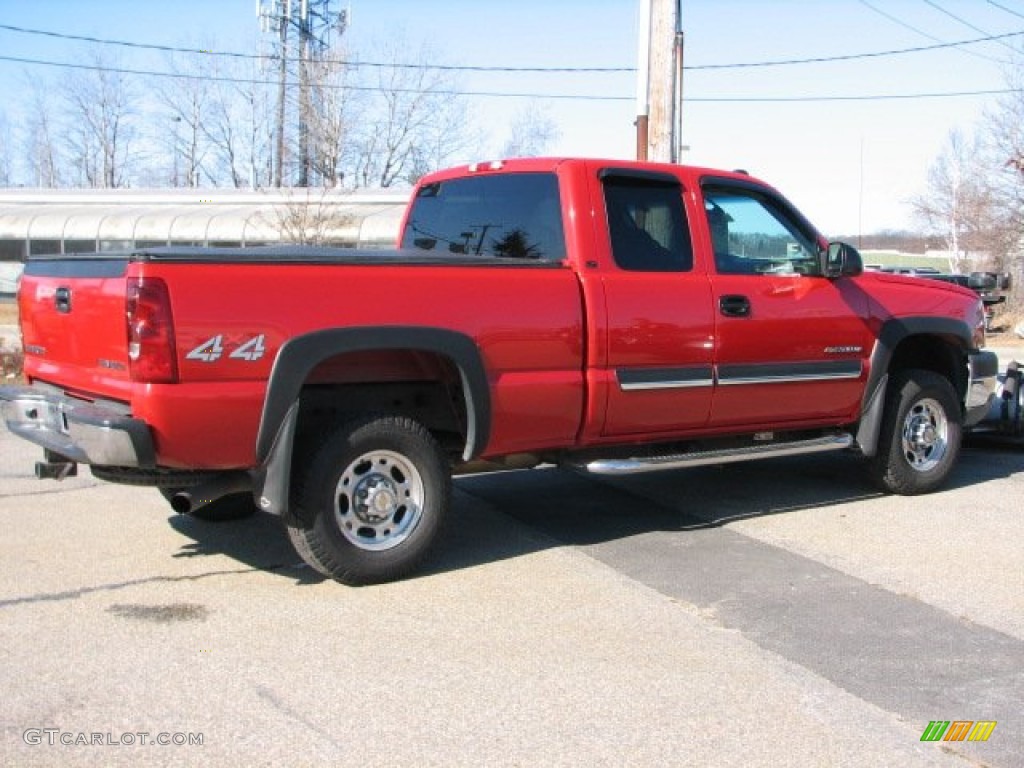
left=126, top=277, right=178, bottom=383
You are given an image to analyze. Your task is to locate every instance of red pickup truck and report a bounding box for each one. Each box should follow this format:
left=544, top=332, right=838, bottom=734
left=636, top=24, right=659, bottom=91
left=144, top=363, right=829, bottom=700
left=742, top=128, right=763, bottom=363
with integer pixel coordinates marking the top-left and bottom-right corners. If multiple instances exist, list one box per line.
left=0, top=158, right=1004, bottom=584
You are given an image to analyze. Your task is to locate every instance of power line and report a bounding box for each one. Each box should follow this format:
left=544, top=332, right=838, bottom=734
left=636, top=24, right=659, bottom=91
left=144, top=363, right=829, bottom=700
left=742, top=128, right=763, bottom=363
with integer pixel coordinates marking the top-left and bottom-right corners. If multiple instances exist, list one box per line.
left=987, top=0, right=1024, bottom=22
left=687, top=88, right=1024, bottom=103
left=858, top=0, right=947, bottom=43
left=1, top=22, right=1022, bottom=74
left=924, top=0, right=997, bottom=37
left=0, top=52, right=1019, bottom=104
left=0, top=23, right=632, bottom=73
left=0, top=54, right=632, bottom=101
left=858, top=0, right=1008, bottom=63
left=686, top=30, right=1024, bottom=69
left=921, top=0, right=1021, bottom=54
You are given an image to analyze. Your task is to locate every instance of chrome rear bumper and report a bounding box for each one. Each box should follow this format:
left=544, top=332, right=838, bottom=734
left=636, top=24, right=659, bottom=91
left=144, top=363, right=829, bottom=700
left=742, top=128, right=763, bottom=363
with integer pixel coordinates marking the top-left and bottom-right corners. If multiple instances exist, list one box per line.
left=0, top=386, right=154, bottom=466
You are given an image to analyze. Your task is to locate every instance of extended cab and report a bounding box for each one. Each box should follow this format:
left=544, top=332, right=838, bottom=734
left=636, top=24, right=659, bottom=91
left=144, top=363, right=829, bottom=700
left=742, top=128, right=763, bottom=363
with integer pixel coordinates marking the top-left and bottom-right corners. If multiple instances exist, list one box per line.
left=0, top=158, right=1002, bottom=584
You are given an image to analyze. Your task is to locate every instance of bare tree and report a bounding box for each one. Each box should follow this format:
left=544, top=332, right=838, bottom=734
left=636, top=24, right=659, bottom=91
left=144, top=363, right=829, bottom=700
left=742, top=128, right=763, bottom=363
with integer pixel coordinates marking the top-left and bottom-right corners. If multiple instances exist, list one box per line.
left=500, top=104, right=561, bottom=158
left=350, top=39, right=472, bottom=189
left=402, top=89, right=479, bottom=187
left=153, top=53, right=216, bottom=187
left=22, top=80, right=63, bottom=187
left=0, top=112, right=12, bottom=186
left=61, top=54, right=138, bottom=188
left=260, top=188, right=354, bottom=244
left=196, top=53, right=277, bottom=189
left=983, top=63, right=1024, bottom=287
left=305, top=44, right=363, bottom=187
left=912, top=129, right=998, bottom=273
left=988, top=62, right=1024, bottom=189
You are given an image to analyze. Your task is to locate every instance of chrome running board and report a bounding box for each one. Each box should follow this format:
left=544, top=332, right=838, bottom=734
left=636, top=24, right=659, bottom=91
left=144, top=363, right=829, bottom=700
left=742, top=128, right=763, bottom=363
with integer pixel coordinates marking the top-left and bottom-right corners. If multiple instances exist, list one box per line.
left=574, top=433, right=854, bottom=476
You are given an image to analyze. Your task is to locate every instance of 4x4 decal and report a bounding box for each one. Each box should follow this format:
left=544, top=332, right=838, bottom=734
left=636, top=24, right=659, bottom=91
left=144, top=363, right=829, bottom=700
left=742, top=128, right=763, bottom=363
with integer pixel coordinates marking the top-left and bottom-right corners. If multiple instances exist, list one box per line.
left=230, top=335, right=267, bottom=361
left=187, top=334, right=266, bottom=363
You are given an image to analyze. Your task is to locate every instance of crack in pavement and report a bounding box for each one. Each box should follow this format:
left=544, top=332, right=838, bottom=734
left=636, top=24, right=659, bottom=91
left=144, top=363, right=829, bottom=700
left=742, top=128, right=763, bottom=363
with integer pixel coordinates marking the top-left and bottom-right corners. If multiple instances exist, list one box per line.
left=0, top=563, right=301, bottom=608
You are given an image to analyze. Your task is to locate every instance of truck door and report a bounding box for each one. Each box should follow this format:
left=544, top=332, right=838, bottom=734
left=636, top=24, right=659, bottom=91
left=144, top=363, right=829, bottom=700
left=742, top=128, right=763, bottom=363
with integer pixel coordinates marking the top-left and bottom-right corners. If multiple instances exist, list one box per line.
left=597, top=168, right=715, bottom=436
left=701, top=179, right=871, bottom=428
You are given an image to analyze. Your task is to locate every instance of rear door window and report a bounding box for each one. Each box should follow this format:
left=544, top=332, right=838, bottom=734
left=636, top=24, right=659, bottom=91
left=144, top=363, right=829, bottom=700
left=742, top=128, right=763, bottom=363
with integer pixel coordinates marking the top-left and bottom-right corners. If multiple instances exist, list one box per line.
left=602, top=174, right=692, bottom=272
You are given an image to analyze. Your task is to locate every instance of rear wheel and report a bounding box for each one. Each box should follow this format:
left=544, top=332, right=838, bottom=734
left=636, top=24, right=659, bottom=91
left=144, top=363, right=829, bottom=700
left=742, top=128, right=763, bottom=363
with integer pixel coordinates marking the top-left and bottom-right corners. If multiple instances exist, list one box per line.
left=867, top=369, right=962, bottom=495
left=286, top=415, right=450, bottom=585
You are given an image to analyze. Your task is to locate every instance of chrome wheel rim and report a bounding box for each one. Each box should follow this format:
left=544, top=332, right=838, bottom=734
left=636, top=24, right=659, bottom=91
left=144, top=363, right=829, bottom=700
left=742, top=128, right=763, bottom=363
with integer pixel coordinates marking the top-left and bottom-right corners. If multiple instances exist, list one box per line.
left=900, top=398, right=948, bottom=472
left=334, top=450, right=424, bottom=551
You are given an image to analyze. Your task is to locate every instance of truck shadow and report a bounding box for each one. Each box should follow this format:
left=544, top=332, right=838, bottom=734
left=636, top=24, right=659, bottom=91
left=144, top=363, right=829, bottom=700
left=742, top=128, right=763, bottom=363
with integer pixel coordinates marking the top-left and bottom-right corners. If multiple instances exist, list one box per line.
left=166, top=511, right=325, bottom=584
left=446, top=455, right=879, bottom=555
left=422, top=441, right=1023, bottom=577
left=165, top=442, right=1021, bottom=584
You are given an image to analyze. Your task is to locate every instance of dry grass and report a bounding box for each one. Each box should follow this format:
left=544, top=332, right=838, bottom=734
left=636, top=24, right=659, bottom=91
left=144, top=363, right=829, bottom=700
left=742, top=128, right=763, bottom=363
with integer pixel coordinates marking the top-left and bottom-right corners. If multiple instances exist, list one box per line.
left=1, top=348, right=23, bottom=381
left=0, top=301, right=22, bottom=381
left=0, top=302, right=18, bottom=325
left=988, top=306, right=1024, bottom=345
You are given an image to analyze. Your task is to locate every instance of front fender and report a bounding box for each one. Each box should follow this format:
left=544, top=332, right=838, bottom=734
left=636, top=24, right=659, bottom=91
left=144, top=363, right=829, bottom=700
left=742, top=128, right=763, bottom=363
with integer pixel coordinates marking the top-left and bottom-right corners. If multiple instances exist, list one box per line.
left=855, top=316, right=974, bottom=456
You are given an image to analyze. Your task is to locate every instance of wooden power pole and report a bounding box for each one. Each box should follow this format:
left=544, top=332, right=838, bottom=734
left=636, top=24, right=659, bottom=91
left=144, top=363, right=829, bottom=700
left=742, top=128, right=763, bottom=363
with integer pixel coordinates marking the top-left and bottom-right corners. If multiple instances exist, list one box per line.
left=636, top=0, right=682, bottom=163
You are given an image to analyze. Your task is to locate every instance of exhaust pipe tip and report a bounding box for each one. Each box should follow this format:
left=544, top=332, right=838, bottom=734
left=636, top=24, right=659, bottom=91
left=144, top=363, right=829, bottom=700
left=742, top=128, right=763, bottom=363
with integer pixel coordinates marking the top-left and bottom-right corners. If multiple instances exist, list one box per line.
left=170, top=472, right=252, bottom=515
left=169, top=492, right=197, bottom=515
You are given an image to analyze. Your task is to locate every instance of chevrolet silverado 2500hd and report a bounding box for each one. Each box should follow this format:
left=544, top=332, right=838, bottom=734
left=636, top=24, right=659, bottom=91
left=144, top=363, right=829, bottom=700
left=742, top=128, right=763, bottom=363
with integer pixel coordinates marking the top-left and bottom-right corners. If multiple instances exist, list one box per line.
left=0, top=158, right=1001, bottom=584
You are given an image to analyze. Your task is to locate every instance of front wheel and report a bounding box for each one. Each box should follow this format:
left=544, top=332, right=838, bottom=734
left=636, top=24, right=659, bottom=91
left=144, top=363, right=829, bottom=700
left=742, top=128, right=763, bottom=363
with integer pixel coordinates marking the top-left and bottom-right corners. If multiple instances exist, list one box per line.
left=286, top=415, right=450, bottom=585
left=867, top=369, right=962, bottom=495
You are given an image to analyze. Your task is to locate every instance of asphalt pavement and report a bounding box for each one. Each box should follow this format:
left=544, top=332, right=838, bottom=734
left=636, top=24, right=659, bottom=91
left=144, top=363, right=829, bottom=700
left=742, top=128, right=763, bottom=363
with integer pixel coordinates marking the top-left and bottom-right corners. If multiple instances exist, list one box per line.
left=0, top=422, right=1022, bottom=767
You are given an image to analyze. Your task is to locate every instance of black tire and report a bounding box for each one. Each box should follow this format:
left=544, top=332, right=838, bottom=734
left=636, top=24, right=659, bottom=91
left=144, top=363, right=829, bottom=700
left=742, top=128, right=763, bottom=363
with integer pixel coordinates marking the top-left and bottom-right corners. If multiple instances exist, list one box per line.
left=867, top=369, right=962, bottom=495
left=157, top=488, right=258, bottom=522
left=286, top=415, right=450, bottom=585
left=284, top=524, right=332, bottom=577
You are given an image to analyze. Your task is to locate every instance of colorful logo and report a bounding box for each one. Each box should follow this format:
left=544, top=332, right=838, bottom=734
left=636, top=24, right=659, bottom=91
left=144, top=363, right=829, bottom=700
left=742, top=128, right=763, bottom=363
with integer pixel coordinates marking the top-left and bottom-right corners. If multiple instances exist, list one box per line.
left=920, top=721, right=997, bottom=742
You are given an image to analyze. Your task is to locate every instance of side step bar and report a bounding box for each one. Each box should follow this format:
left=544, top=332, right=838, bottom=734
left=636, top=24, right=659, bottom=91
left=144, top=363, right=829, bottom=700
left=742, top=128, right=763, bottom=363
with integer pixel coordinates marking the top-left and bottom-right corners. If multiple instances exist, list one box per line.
left=572, top=433, right=854, bottom=476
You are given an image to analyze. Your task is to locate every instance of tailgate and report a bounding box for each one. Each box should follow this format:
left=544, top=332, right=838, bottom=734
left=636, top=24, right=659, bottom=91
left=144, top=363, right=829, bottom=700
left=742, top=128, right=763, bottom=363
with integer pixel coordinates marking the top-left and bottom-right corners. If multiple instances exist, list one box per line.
left=19, top=255, right=132, bottom=400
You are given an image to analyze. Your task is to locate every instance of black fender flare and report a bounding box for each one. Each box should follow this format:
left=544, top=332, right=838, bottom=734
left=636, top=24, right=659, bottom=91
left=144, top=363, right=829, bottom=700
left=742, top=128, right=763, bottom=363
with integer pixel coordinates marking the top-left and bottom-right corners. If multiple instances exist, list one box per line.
left=855, top=316, right=972, bottom=456
left=255, top=326, right=491, bottom=464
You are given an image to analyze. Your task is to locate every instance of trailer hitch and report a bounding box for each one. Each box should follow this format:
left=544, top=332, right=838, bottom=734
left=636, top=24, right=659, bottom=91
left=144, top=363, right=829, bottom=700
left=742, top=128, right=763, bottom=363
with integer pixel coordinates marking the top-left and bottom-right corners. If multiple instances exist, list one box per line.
left=35, top=449, right=78, bottom=480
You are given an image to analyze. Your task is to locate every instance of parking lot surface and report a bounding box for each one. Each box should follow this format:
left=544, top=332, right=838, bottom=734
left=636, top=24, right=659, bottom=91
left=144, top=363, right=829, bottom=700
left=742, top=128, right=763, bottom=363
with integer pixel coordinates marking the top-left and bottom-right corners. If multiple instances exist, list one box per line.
left=0, top=425, right=1021, bottom=767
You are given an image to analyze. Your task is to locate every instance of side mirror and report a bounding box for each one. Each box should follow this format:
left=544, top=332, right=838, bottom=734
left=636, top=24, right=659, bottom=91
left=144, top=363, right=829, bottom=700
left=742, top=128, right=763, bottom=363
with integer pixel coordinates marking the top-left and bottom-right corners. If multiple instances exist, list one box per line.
left=822, top=242, right=863, bottom=279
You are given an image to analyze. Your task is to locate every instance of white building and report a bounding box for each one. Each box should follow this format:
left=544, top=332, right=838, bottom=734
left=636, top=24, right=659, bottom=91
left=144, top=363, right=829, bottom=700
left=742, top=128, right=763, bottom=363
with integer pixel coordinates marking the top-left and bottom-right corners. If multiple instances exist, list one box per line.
left=0, top=187, right=410, bottom=293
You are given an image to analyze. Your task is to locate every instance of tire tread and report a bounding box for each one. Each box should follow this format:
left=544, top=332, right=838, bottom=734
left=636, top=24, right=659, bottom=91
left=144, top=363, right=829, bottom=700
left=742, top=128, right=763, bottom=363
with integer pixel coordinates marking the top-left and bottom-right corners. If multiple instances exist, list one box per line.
left=866, top=368, right=961, bottom=495
left=285, top=414, right=450, bottom=585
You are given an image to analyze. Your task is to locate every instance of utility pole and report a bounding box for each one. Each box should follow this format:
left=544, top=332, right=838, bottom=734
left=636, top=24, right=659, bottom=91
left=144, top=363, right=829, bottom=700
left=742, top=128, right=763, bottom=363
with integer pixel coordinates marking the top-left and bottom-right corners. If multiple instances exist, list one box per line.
left=636, top=0, right=683, bottom=163
left=273, top=0, right=290, bottom=187
left=298, top=0, right=311, bottom=187
left=260, top=0, right=348, bottom=187
left=635, top=0, right=650, bottom=161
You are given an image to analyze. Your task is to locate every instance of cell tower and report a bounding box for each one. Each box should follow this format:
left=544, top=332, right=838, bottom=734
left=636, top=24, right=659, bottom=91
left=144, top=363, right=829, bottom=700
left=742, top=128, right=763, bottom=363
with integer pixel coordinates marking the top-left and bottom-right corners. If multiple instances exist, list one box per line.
left=257, top=1, right=350, bottom=187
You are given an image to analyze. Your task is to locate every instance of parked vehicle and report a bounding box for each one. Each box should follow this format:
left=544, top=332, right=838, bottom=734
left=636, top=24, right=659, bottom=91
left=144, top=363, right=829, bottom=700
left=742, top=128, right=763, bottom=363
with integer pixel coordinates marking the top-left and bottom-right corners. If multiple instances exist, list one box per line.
left=0, top=157, right=1011, bottom=584
left=877, top=268, right=1011, bottom=331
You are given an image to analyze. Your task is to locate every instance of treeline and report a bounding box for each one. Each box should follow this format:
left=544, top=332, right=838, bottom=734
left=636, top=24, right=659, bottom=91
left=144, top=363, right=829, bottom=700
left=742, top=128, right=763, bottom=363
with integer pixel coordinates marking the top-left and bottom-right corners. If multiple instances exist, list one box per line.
left=0, top=34, right=557, bottom=192
left=834, top=231, right=943, bottom=255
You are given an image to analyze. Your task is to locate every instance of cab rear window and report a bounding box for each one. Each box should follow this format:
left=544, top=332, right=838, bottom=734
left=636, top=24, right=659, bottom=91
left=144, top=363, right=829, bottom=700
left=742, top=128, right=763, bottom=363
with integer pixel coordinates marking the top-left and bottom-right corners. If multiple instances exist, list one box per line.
left=402, top=173, right=565, bottom=261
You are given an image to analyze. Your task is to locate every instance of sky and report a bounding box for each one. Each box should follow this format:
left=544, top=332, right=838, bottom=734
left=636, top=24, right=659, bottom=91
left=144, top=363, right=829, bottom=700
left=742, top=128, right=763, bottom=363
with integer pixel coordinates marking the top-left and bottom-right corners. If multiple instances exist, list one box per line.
left=0, top=0, right=1021, bottom=236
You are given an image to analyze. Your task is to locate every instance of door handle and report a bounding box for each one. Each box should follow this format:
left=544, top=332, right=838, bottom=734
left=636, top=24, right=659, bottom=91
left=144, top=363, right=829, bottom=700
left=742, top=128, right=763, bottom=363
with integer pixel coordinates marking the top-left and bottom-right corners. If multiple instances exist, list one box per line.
left=719, top=294, right=750, bottom=317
